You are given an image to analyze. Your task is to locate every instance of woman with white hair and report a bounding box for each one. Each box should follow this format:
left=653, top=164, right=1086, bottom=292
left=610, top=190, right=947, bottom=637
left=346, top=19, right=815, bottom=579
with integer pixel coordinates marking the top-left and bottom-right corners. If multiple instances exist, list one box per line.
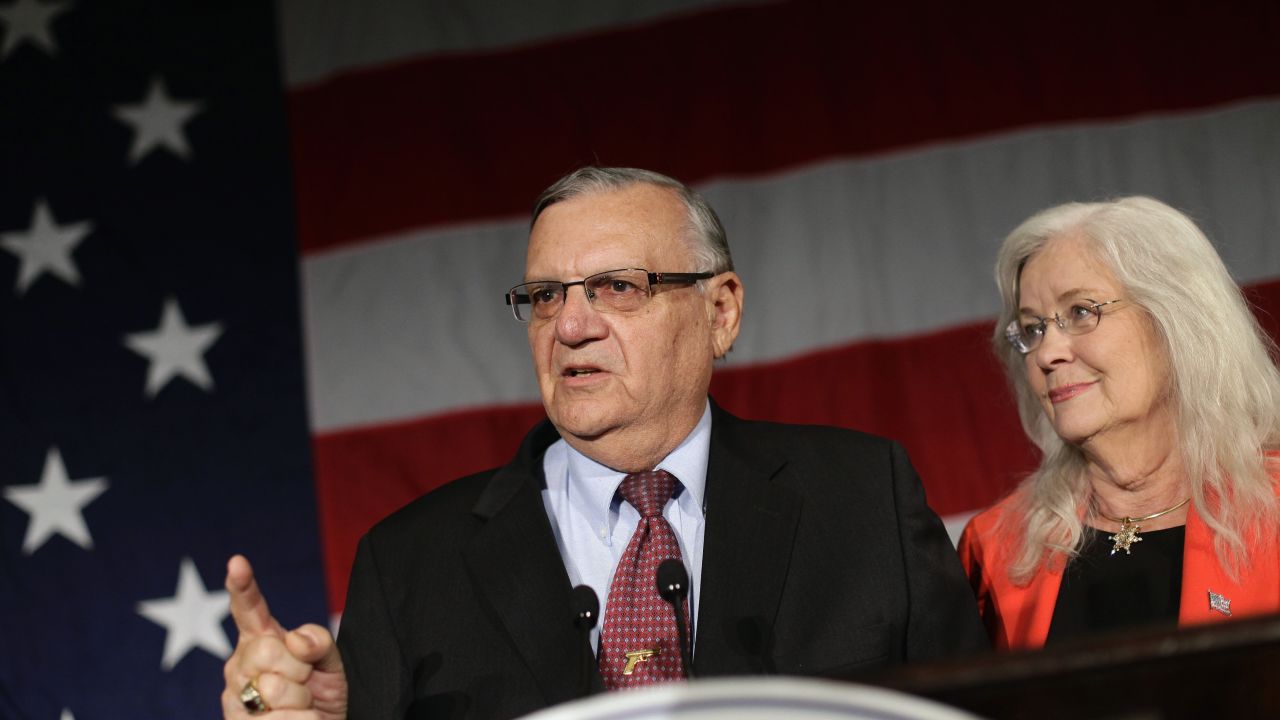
left=958, top=196, right=1280, bottom=649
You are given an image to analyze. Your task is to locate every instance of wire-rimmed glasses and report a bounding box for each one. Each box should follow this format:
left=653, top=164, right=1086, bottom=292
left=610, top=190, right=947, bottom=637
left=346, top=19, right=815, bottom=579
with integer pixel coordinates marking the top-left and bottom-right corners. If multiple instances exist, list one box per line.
left=505, top=268, right=714, bottom=323
left=1004, top=299, right=1124, bottom=354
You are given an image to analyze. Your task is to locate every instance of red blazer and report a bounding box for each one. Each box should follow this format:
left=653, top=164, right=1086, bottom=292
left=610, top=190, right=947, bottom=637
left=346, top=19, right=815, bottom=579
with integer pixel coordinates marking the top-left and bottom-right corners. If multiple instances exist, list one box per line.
left=958, top=474, right=1280, bottom=650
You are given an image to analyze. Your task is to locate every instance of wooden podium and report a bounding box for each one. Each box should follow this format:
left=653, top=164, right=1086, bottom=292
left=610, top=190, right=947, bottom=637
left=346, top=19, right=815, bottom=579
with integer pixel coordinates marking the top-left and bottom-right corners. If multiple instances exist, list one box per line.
left=859, top=613, right=1280, bottom=719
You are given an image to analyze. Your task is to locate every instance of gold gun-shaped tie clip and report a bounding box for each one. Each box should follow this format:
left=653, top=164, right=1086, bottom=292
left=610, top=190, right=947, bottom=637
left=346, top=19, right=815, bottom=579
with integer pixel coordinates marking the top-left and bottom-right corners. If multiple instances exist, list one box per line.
left=622, top=647, right=660, bottom=675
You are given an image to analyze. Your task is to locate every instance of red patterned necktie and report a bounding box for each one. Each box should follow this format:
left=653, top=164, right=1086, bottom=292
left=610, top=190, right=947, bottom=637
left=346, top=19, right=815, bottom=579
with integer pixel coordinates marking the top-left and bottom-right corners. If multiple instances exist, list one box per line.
left=598, top=469, right=690, bottom=689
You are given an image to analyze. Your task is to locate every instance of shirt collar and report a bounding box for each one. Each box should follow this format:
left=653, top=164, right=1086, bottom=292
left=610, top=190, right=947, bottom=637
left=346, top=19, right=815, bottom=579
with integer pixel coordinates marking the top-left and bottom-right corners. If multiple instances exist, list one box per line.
left=564, top=400, right=711, bottom=526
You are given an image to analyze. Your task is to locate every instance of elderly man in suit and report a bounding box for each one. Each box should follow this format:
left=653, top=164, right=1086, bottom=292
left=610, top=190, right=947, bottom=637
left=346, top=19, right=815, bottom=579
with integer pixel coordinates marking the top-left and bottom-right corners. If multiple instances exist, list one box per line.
left=222, top=167, right=987, bottom=719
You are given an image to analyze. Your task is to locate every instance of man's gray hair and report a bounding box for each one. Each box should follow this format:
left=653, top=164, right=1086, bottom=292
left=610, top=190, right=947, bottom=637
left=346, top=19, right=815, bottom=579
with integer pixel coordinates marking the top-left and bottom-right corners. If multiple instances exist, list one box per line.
left=532, top=167, right=734, bottom=274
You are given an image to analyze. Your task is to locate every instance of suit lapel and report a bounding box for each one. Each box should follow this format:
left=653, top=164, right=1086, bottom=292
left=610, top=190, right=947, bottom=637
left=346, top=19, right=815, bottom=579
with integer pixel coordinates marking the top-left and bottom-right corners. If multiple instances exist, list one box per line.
left=695, top=406, right=801, bottom=675
left=461, top=422, right=601, bottom=705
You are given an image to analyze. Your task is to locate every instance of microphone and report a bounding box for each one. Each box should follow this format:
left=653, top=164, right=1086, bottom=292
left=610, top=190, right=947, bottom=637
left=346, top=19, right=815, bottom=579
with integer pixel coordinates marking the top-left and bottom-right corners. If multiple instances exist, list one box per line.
left=570, top=585, right=600, bottom=696
left=656, top=559, right=695, bottom=679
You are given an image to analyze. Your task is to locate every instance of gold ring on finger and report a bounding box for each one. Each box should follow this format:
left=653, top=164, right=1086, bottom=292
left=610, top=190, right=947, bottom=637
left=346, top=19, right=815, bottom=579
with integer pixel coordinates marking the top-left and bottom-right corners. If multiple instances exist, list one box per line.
left=240, top=678, right=271, bottom=715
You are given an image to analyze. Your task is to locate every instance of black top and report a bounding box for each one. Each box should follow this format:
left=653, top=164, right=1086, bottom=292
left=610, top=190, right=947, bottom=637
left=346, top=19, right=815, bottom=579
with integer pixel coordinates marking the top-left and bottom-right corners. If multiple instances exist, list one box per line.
left=1045, top=524, right=1185, bottom=646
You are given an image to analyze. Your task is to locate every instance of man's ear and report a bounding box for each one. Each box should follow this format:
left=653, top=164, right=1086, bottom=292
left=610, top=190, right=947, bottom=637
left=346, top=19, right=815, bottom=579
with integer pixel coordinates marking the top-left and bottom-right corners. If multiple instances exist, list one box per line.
left=706, top=272, right=744, bottom=359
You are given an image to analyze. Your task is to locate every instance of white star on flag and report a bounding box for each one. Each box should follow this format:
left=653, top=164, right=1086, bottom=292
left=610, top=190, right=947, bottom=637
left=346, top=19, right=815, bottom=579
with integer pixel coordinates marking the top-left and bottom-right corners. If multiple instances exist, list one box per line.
left=2, top=447, right=108, bottom=554
left=124, top=296, right=223, bottom=397
left=137, top=557, right=232, bottom=671
left=0, top=0, right=72, bottom=60
left=0, top=198, right=91, bottom=295
left=112, top=76, right=204, bottom=164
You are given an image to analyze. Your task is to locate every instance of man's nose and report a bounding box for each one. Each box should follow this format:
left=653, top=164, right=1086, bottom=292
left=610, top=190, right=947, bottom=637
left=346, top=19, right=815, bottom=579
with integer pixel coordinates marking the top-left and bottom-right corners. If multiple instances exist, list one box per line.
left=555, top=285, right=607, bottom=344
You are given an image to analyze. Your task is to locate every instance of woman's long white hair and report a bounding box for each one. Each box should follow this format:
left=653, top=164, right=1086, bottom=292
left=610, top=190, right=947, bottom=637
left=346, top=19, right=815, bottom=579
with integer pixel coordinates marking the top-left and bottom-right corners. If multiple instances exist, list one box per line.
left=993, top=196, right=1280, bottom=584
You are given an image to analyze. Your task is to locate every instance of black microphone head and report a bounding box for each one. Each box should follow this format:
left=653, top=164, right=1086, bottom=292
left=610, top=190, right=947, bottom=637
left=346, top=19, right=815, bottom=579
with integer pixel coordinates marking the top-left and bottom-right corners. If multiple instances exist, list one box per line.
left=570, top=585, right=600, bottom=631
left=656, top=559, right=689, bottom=602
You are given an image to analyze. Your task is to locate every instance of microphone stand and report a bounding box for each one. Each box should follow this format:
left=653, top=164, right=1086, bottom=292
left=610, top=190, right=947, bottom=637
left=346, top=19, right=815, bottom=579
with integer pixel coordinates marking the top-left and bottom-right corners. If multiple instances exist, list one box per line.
left=570, top=585, right=600, bottom=696
left=657, top=559, right=696, bottom=679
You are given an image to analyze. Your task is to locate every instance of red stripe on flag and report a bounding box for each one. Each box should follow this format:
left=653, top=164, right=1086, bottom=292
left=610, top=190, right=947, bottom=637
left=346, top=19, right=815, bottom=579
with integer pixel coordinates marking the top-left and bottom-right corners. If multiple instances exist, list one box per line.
left=710, top=321, right=1039, bottom=518
left=1246, top=281, right=1280, bottom=343
left=313, top=403, right=549, bottom=613
left=288, top=0, right=1280, bottom=253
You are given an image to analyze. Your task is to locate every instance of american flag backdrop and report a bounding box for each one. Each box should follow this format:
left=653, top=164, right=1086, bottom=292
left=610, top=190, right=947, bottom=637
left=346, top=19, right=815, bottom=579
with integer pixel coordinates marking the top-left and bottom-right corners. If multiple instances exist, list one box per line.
left=4, top=1, right=1280, bottom=718
left=0, top=3, right=325, bottom=718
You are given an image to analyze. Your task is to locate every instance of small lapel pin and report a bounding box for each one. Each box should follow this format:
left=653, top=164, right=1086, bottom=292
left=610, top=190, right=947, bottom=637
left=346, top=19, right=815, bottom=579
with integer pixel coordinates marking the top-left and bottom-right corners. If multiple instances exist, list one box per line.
left=1208, top=589, right=1232, bottom=616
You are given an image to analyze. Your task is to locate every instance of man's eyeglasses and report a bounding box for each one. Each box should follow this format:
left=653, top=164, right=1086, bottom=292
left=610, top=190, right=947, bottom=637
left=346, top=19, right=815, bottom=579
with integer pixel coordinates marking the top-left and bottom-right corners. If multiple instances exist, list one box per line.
left=505, top=268, right=714, bottom=323
left=1004, top=300, right=1124, bottom=354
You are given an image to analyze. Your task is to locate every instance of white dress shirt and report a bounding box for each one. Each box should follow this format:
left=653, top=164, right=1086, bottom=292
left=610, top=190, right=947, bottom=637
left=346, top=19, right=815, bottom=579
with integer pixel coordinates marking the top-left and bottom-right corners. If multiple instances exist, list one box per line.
left=540, top=401, right=710, bottom=653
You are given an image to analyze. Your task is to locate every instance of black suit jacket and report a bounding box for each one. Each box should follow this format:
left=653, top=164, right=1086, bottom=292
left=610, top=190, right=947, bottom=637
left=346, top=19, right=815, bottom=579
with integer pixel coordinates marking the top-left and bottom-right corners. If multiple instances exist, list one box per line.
left=337, top=402, right=987, bottom=719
